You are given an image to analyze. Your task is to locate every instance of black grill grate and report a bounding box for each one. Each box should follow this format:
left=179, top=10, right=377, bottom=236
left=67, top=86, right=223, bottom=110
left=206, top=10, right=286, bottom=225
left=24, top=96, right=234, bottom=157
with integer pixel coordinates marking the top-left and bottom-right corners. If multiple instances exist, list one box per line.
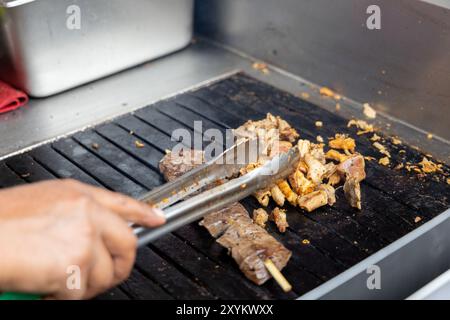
left=1, top=73, right=448, bottom=300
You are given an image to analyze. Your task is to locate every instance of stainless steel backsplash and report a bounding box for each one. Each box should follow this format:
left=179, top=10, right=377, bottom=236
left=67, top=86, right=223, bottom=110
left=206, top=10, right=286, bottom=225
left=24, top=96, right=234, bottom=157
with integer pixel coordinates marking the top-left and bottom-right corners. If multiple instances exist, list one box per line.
left=195, top=0, right=450, bottom=140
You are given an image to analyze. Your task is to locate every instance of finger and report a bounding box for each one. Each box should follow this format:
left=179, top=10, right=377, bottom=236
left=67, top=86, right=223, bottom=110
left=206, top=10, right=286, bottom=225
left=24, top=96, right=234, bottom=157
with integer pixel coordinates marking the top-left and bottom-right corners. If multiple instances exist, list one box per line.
left=92, top=207, right=137, bottom=284
left=70, top=181, right=166, bottom=227
left=83, top=241, right=115, bottom=299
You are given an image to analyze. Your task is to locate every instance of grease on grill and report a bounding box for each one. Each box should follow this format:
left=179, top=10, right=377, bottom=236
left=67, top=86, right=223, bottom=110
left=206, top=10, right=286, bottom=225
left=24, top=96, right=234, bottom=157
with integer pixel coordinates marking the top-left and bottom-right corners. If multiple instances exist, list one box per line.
left=135, top=140, right=145, bottom=148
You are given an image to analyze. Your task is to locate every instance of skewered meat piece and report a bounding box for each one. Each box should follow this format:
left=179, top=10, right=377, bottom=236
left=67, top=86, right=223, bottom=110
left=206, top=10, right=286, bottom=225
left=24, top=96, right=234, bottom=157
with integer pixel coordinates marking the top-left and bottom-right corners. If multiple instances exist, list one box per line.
left=253, top=208, right=269, bottom=228
left=159, top=151, right=292, bottom=285
left=200, top=203, right=251, bottom=238
left=271, top=207, right=289, bottom=233
left=159, top=149, right=204, bottom=181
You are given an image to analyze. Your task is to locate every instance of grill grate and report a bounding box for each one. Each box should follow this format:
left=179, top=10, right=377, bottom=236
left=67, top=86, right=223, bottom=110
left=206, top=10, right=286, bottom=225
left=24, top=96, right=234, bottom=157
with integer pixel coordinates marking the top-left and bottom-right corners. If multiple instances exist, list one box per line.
left=1, top=73, right=448, bottom=300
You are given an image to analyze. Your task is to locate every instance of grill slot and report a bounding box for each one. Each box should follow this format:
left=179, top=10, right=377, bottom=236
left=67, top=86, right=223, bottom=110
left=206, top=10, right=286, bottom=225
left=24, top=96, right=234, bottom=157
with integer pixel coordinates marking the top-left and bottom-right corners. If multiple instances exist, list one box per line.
left=53, top=138, right=147, bottom=198
left=30, top=145, right=104, bottom=187
left=0, top=162, right=25, bottom=187
left=0, top=73, right=448, bottom=299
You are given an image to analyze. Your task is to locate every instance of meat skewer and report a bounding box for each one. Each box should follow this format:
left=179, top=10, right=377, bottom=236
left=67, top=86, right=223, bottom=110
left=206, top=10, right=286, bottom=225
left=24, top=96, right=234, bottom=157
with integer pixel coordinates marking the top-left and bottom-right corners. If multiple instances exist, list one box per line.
left=159, top=150, right=293, bottom=286
left=264, top=259, right=293, bottom=293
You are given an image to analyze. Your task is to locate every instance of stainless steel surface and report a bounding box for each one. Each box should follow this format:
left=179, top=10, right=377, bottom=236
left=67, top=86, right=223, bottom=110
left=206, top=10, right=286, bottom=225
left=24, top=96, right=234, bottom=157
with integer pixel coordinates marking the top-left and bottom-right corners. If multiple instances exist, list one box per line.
left=300, top=209, right=450, bottom=300
left=0, top=0, right=194, bottom=97
left=1, top=41, right=449, bottom=164
left=195, top=0, right=450, bottom=141
left=407, top=269, right=450, bottom=299
left=421, top=0, right=450, bottom=9
left=135, top=145, right=301, bottom=246
left=0, top=0, right=34, bottom=8
left=137, top=139, right=257, bottom=209
left=0, top=34, right=448, bottom=298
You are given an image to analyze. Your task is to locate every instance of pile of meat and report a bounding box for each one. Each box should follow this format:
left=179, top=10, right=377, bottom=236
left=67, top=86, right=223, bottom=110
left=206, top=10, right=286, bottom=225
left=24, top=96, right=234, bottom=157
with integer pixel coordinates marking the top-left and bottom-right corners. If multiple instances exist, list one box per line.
left=159, top=150, right=292, bottom=285
left=235, top=114, right=367, bottom=230
left=158, top=113, right=366, bottom=285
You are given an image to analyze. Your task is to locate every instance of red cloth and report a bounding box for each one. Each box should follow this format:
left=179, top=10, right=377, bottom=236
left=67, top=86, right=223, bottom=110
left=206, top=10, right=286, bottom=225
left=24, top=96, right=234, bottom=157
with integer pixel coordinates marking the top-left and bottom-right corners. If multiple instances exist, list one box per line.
left=0, top=81, right=29, bottom=114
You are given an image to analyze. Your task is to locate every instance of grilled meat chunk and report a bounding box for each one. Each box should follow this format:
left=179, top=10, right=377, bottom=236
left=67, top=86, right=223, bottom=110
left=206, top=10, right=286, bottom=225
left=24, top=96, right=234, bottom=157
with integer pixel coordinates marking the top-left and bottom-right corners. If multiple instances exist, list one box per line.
left=271, top=207, right=289, bottom=233
left=343, top=178, right=362, bottom=210
left=297, top=139, right=311, bottom=158
left=268, top=141, right=293, bottom=158
left=277, top=180, right=298, bottom=205
left=329, top=134, right=356, bottom=153
left=233, top=113, right=299, bottom=155
left=159, top=149, right=204, bottom=181
left=253, top=208, right=269, bottom=228
left=289, top=169, right=315, bottom=196
left=298, top=190, right=328, bottom=212
left=254, top=189, right=271, bottom=207
left=325, top=149, right=348, bottom=163
left=337, top=154, right=366, bottom=182
left=318, top=184, right=336, bottom=206
left=337, top=154, right=366, bottom=210
left=270, top=185, right=285, bottom=207
left=200, top=203, right=251, bottom=238
left=327, top=171, right=341, bottom=186
left=304, top=153, right=327, bottom=185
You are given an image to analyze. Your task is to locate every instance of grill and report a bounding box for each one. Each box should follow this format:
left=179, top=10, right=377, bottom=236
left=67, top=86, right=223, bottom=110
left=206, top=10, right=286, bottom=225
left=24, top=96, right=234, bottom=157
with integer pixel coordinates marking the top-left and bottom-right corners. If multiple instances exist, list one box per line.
left=1, top=73, right=448, bottom=300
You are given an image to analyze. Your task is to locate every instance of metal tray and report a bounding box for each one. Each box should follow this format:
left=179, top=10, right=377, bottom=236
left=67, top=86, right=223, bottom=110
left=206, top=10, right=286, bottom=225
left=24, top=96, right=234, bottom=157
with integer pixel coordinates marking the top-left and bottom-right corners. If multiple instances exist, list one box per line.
left=0, top=0, right=194, bottom=97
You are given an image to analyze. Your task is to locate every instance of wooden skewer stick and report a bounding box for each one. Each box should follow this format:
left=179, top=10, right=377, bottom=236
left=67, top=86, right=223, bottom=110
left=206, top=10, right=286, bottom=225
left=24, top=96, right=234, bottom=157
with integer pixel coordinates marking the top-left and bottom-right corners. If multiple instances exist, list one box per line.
left=264, top=259, right=292, bottom=292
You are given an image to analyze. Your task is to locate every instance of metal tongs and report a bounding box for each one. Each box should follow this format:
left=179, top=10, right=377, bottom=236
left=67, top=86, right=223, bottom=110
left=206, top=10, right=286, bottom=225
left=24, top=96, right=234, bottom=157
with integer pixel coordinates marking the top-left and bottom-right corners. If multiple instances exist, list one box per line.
left=134, top=139, right=300, bottom=247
